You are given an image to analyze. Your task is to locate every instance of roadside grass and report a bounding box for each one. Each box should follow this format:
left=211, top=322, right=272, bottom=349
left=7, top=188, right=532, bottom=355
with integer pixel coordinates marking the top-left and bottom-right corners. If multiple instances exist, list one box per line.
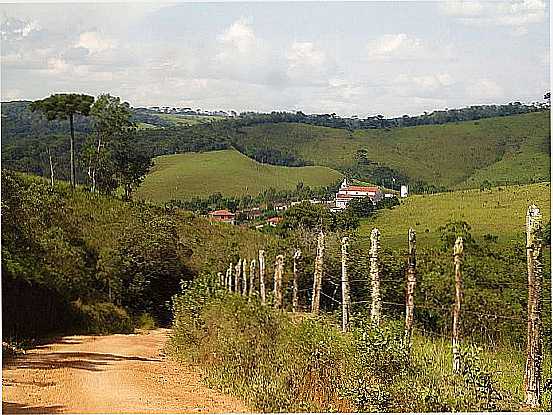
left=358, top=182, right=551, bottom=250
left=135, top=149, right=343, bottom=202
left=170, top=274, right=552, bottom=412
left=236, top=111, right=550, bottom=188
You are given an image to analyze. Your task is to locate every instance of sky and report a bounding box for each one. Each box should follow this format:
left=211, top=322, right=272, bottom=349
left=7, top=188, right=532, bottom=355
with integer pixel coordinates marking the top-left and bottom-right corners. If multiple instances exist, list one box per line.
left=0, top=0, right=550, bottom=117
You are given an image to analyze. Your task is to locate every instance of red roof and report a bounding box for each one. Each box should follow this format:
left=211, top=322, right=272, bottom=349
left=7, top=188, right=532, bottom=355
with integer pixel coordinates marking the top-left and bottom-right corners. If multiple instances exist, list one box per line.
left=267, top=217, right=282, bottom=223
left=209, top=209, right=235, bottom=217
left=345, top=186, right=380, bottom=192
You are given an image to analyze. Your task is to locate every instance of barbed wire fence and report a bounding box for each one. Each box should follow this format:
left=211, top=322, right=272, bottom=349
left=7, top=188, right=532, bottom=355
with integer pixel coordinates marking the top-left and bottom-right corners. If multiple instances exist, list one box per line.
left=216, top=204, right=548, bottom=408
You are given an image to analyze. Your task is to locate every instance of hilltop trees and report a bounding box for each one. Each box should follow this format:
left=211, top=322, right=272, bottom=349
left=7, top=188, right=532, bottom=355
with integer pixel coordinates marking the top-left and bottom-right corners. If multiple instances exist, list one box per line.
left=30, top=93, right=94, bottom=187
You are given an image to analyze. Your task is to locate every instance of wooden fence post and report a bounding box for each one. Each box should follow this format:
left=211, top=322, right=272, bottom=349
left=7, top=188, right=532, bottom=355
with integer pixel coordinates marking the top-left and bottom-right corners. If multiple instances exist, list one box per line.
left=524, top=205, right=543, bottom=408
left=341, top=236, right=351, bottom=332
left=369, top=228, right=382, bottom=326
left=311, top=230, right=325, bottom=314
left=292, top=249, right=301, bottom=312
left=249, top=259, right=256, bottom=302
left=405, top=228, right=417, bottom=346
left=274, top=255, right=284, bottom=309
left=234, top=259, right=242, bottom=294
left=452, top=236, right=464, bottom=374
left=259, top=250, right=266, bottom=305
left=227, top=263, right=233, bottom=292
left=217, top=272, right=223, bottom=285
left=242, top=259, right=248, bottom=296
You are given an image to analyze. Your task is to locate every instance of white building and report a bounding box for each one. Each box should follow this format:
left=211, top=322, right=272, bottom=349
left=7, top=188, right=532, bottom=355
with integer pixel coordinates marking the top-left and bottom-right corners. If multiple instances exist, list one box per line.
left=400, top=185, right=409, bottom=198
left=335, top=179, right=383, bottom=210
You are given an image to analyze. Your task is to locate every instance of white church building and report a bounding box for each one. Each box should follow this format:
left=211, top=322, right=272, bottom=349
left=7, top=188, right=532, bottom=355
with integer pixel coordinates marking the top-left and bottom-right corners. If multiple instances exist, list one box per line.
left=334, top=179, right=384, bottom=210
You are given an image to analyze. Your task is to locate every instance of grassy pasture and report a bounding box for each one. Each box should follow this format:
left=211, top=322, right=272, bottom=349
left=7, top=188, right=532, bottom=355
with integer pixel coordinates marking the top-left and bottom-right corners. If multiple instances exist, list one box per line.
left=358, top=182, right=551, bottom=250
left=157, top=113, right=226, bottom=126
left=135, top=149, right=343, bottom=202
left=236, top=111, right=550, bottom=188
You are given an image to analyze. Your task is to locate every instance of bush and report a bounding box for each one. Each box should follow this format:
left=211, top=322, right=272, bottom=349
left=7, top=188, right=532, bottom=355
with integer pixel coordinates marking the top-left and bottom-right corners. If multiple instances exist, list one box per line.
left=71, top=300, right=134, bottom=334
left=136, top=313, right=156, bottom=330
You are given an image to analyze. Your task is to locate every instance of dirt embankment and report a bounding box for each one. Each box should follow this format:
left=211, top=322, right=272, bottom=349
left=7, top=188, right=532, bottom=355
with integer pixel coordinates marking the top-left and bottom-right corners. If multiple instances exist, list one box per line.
left=2, top=329, right=249, bottom=414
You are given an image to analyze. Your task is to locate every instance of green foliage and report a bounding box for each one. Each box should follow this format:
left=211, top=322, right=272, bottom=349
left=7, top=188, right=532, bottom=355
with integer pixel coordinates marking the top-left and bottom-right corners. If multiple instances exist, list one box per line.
left=437, top=220, right=477, bottom=252
left=136, top=313, right=156, bottom=330
left=346, top=197, right=375, bottom=217
left=70, top=300, right=134, bottom=334
left=29, top=94, right=94, bottom=122
left=1, top=170, right=270, bottom=340
left=280, top=201, right=334, bottom=232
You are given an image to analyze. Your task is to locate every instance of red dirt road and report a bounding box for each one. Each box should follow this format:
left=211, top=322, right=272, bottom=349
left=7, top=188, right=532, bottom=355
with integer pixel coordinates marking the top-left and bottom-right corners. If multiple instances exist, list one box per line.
left=2, top=329, right=249, bottom=413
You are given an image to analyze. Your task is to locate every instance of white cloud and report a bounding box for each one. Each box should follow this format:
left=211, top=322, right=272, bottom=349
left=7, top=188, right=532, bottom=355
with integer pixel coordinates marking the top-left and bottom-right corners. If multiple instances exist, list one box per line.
left=367, top=34, right=425, bottom=60
left=466, top=79, right=504, bottom=101
left=441, top=0, right=546, bottom=34
left=217, top=18, right=258, bottom=56
left=75, top=31, right=115, bottom=54
left=393, top=73, right=455, bottom=97
left=441, top=1, right=484, bottom=17
left=0, top=16, right=41, bottom=41
left=286, top=41, right=329, bottom=83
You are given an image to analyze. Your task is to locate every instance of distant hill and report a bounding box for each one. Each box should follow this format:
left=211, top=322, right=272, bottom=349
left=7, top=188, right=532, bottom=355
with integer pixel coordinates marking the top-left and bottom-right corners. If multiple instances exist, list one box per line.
left=134, top=149, right=343, bottom=203
left=2, top=100, right=549, bottom=194
left=232, top=111, right=550, bottom=190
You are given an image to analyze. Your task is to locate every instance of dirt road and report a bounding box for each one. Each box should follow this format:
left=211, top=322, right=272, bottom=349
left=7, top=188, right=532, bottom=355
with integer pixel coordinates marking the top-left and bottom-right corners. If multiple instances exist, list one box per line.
left=2, top=329, right=249, bottom=413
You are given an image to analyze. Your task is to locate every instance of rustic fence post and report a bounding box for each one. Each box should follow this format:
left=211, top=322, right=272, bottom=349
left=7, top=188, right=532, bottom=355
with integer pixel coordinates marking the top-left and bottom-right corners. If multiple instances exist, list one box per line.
left=452, top=236, right=464, bottom=374
left=274, top=255, right=284, bottom=309
left=524, top=205, right=543, bottom=408
left=217, top=272, right=223, bottom=285
left=259, top=250, right=266, bottom=305
left=249, top=259, right=256, bottom=302
left=227, top=263, right=233, bottom=292
left=292, top=249, right=301, bottom=312
left=341, top=236, right=351, bottom=332
left=405, top=228, right=417, bottom=347
left=311, top=230, right=325, bottom=314
left=234, top=259, right=242, bottom=294
left=242, top=259, right=248, bottom=296
left=369, top=228, right=382, bottom=326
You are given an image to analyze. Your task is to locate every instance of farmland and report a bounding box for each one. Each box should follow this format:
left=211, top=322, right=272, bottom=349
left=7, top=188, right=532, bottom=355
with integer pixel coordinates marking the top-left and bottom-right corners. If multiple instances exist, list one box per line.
left=358, top=182, right=551, bottom=249
left=135, top=149, right=342, bottom=203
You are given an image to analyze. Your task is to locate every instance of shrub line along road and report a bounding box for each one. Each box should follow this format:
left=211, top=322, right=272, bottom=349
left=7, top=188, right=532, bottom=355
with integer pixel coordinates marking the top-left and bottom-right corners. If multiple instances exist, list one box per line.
left=2, top=329, right=249, bottom=414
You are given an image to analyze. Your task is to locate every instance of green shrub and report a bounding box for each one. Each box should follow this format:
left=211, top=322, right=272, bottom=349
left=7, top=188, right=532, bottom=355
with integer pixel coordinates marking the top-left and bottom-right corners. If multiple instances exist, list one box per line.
left=71, top=300, right=134, bottom=334
left=136, top=313, right=156, bottom=330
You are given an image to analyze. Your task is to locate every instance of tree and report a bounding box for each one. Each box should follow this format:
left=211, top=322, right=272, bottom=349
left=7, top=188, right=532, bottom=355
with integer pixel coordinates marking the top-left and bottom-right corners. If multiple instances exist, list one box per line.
left=29, top=93, right=94, bottom=187
left=280, top=201, right=334, bottom=232
left=437, top=220, right=476, bottom=252
left=346, top=196, right=375, bottom=217
left=111, top=134, right=153, bottom=200
left=88, top=94, right=134, bottom=192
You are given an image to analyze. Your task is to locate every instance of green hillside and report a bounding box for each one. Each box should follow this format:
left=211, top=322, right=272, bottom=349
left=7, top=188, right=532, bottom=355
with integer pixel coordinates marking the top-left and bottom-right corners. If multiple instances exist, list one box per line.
left=234, top=111, right=550, bottom=189
left=135, top=149, right=343, bottom=202
left=359, top=182, right=551, bottom=249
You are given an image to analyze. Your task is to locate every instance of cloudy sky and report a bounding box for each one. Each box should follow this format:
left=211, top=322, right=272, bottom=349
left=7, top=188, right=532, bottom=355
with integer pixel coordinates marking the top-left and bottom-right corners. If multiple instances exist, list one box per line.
left=1, top=0, right=549, bottom=117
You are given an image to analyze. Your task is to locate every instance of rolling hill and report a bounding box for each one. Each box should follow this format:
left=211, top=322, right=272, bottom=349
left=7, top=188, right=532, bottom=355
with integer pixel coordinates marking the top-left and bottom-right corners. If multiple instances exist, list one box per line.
left=233, top=111, right=550, bottom=189
left=135, top=149, right=343, bottom=202
left=358, top=182, right=551, bottom=249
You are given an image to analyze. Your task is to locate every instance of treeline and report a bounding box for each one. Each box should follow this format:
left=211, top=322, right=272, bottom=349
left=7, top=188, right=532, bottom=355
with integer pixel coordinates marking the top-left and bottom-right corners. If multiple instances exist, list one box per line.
left=166, top=181, right=341, bottom=213
left=233, top=101, right=549, bottom=130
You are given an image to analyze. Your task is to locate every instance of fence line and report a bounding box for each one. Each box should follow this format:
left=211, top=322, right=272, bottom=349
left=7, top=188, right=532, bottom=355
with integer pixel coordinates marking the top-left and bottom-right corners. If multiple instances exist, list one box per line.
left=214, top=204, right=545, bottom=407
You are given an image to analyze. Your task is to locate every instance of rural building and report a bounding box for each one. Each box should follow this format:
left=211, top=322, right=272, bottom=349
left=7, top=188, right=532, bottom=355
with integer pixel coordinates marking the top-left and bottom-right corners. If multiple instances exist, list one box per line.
left=266, top=217, right=283, bottom=227
left=335, top=178, right=383, bottom=209
left=400, top=185, right=409, bottom=197
left=208, top=209, right=236, bottom=225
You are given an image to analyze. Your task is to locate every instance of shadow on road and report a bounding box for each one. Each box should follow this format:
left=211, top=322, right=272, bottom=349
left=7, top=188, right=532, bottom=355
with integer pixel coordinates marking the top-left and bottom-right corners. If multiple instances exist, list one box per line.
left=2, top=401, right=65, bottom=414
left=3, top=352, right=161, bottom=372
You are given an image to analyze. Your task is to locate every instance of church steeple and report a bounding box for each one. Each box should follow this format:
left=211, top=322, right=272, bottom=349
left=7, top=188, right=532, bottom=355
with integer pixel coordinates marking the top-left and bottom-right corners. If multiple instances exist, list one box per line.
left=340, top=178, right=348, bottom=189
